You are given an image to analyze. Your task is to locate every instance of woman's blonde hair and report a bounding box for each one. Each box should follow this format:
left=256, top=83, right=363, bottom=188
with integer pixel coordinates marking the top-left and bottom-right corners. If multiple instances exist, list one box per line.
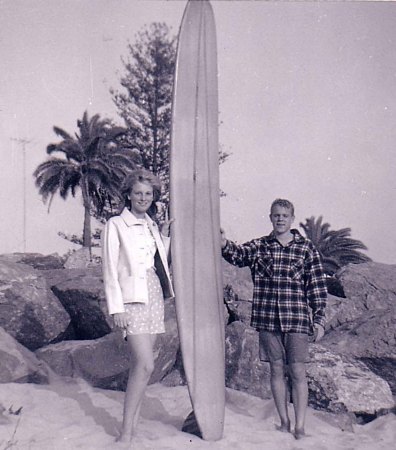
left=121, top=169, right=162, bottom=217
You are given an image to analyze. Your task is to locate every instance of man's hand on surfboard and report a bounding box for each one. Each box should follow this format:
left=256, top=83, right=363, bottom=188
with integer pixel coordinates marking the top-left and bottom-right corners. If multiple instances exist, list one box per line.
left=220, top=228, right=227, bottom=249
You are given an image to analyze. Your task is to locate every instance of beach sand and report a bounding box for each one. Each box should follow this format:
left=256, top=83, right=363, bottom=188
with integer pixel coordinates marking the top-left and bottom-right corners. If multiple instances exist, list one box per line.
left=1, top=378, right=394, bottom=450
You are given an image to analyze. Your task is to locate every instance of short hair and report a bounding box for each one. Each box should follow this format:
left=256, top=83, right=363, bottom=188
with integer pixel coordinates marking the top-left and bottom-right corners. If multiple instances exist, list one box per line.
left=270, top=198, right=295, bottom=216
left=121, top=169, right=162, bottom=216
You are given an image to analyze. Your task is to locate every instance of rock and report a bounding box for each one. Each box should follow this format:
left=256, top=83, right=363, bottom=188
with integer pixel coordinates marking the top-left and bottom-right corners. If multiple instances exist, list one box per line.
left=18, top=253, right=65, bottom=270
left=36, top=331, right=129, bottom=390
left=150, top=299, right=180, bottom=382
left=322, top=262, right=396, bottom=395
left=222, top=260, right=253, bottom=301
left=0, top=252, right=65, bottom=270
left=0, top=327, right=49, bottom=384
left=312, top=409, right=356, bottom=432
left=225, top=321, right=272, bottom=399
left=47, top=267, right=111, bottom=340
left=0, top=402, right=10, bottom=424
left=321, top=307, right=396, bottom=394
left=333, top=262, right=396, bottom=326
left=307, top=344, right=394, bottom=417
left=64, top=248, right=99, bottom=269
left=36, top=299, right=180, bottom=391
left=223, top=284, right=252, bottom=326
left=326, top=276, right=346, bottom=298
left=324, top=294, right=345, bottom=330
left=160, top=348, right=187, bottom=387
left=223, top=321, right=394, bottom=418
left=232, top=300, right=252, bottom=326
left=0, top=259, right=71, bottom=351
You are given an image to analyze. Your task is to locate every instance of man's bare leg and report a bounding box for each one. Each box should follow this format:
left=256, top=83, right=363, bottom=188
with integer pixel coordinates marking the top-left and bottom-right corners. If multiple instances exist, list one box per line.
left=289, top=362, right=308, bottom=439
left=269, top=359, right=291, bottom=432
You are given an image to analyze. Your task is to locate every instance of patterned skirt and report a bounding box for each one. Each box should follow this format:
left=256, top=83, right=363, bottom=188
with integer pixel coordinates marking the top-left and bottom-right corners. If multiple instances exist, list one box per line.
left=123, top=268, right=165, bottom=336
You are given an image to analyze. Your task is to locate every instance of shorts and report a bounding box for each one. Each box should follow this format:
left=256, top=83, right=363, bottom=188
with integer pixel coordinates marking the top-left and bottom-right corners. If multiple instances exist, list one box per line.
left=259, top=331, right=309, bottom=364
left=123, top=268, right=165, bottom=336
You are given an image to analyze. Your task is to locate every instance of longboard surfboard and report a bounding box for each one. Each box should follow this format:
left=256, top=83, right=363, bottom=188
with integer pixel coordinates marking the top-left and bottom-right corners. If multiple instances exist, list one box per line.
left=169, top=0, right=225, bottom=441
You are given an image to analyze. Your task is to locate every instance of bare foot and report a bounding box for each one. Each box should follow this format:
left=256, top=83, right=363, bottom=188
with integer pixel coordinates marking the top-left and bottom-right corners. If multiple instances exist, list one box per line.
left=294, top=428, right=306, bottom=440
left=275, top=421, right=291, bottom=433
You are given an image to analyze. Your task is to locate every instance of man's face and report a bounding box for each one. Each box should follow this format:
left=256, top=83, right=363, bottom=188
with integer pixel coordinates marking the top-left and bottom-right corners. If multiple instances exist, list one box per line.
left=269, top=205, right=294, bottom=235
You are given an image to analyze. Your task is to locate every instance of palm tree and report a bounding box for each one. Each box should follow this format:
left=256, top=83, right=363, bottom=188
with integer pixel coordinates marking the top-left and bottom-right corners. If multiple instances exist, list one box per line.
left=300, top=216, right=371, bottom=276
left=34, top=111, right=140, bottom=251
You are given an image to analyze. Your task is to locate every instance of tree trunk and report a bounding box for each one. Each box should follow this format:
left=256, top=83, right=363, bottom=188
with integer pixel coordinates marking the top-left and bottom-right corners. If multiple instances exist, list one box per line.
left=81, top=177, right=92, bottom=257
left=83, top=205, right=92, bottom=250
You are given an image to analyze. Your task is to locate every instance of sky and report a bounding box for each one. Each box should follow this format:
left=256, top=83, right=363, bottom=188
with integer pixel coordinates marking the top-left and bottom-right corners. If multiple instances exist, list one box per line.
left=1, top=0, right=396, bottom=264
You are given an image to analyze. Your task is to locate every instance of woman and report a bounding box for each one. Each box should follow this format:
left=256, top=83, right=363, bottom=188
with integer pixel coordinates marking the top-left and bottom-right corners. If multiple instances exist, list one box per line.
left=101, top=169, right=174, bottom=443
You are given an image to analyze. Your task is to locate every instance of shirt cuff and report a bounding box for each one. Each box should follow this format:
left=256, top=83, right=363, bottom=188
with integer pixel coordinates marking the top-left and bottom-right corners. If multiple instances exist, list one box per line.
left=222, top=239, right=230, bottom=253
left=313, top=316, right=326, bottom=329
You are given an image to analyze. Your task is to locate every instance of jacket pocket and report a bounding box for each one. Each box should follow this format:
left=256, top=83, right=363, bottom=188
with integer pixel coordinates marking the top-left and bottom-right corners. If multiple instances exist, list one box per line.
left=119, top=275, right=148, bottom=304
left=289, top=258, right=304, bottom=280
left=255, top=255, right=273, bottom=277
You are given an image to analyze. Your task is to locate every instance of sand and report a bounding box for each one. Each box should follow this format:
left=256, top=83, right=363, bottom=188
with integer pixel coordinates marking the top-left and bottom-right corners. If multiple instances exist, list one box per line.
left=0, top=377, right=394, bottom=450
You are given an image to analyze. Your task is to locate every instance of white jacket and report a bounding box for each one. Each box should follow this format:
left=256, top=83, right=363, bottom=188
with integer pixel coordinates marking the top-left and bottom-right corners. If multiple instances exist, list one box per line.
left=101, top=208, right=174, bottom=315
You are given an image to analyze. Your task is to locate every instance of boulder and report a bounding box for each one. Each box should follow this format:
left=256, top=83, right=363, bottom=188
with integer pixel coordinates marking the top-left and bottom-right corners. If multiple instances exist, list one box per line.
left=326, top=276, right=345, bottom=298
left=322, top=262, right=396, bottom=394
left=46, top=267, right=111, bottom=340
left=324, top=294, right=345, bottom=330
left=0, top=259, right=71, bottom=350
left=64, top=248, right=100, bottom=269
left=18, top=253, right=65, bottom=270
left=223, top=284, right=252, bottom=326
left=225, top=321, right=272, bottom=399
left=223, top=320, right=394, bottom=418
left=307, top=344, right=394, bottom=419
left=36, top=299, right=180, bottom=391
left=222, top=260, right=253, bottom=301
left=0, top=327, right=49, bottom=384
left=0, top=252, right=65, bottom=270
left=150, top=299, right=180, bottom=382
left=321, top=307, right=396, bottom=394
left=36, top=331, right=129, bottom=390
left=332, top=262, right=396, bottom=326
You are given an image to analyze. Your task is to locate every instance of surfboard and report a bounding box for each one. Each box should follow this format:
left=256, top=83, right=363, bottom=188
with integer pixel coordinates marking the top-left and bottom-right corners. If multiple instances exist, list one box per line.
left=169, top=0, right=225, bottom=442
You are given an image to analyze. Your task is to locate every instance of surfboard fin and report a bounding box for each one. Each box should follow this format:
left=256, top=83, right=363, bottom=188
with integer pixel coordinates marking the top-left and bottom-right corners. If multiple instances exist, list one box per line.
left=182, top=410, right=202, bottom=438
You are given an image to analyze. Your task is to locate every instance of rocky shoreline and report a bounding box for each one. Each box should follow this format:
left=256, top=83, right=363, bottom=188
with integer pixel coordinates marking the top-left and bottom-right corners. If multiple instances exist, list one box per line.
left=0, top=251, right=395, bottom=430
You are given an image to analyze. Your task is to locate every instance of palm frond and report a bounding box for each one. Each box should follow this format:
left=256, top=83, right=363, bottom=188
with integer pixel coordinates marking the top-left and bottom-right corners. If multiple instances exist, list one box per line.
left=300, top=215, right=371, bottom=275
left=52, top=126, right=73, bottom=140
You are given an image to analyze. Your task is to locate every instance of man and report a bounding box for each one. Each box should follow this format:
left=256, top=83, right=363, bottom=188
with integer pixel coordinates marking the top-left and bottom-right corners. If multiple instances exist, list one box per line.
left=221, top=199, right=327, bottom=439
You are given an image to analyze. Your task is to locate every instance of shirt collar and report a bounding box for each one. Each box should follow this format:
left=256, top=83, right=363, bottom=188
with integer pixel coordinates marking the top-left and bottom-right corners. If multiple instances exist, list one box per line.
left=267, top=228, right=304, bottom=243
left=120, top=207, right=155, bottom=228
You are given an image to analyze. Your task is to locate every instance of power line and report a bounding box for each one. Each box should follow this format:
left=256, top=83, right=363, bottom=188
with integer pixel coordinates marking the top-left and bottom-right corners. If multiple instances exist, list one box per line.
left=11, top=137, right=31, bottom=253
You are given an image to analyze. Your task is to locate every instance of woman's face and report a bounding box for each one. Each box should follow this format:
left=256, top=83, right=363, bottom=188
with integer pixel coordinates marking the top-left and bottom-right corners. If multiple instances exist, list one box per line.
left=129, top=181, right=154, bottom=217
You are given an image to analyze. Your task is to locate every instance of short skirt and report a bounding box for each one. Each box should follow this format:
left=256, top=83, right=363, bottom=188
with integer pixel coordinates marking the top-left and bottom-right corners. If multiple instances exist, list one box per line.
left=123, top=268, right=165, bottom=336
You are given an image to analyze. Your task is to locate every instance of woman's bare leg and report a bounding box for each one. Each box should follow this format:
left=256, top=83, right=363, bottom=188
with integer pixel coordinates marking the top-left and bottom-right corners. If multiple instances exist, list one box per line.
left=117, top=333, right=156, bottom=443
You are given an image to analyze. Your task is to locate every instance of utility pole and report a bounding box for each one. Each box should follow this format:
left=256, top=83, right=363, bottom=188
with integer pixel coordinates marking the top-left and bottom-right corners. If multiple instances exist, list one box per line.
left=11, top=137, right=31, bottom=253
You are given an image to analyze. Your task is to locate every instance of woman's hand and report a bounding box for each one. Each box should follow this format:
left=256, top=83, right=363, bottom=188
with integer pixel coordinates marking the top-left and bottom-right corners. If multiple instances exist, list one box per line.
left=161, top=208, right=175, bottom=237
left=161, top=219, right=174, bottom=237
left=113, top=312, right=129, bottom=328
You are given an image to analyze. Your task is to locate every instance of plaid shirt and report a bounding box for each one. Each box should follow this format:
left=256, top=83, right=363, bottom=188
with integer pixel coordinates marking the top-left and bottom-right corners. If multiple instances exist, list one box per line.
left=222, top=229, right=327, bottom=334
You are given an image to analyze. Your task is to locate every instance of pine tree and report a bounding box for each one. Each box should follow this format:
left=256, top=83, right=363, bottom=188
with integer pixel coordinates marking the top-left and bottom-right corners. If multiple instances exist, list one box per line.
left=111, top=23, right=176, bottom=214
left=111, top=22, right=230, bottom=216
